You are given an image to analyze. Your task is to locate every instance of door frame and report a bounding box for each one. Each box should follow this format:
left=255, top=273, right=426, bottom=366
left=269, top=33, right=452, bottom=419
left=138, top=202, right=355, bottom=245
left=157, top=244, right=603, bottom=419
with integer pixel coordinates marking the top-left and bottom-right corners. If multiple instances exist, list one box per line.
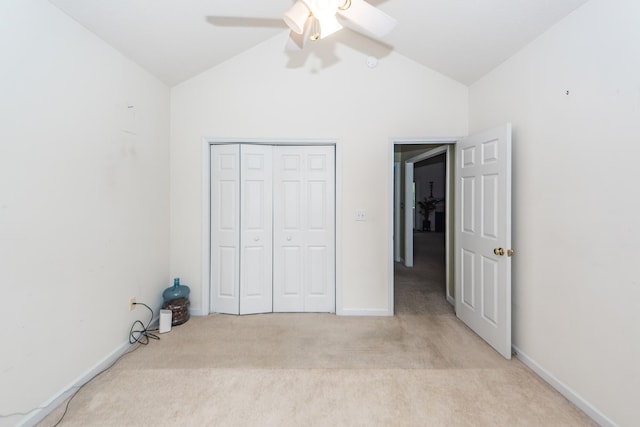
left=389, top=138, right=458, bottom=312
left=201, top=138, right=342, bottom=315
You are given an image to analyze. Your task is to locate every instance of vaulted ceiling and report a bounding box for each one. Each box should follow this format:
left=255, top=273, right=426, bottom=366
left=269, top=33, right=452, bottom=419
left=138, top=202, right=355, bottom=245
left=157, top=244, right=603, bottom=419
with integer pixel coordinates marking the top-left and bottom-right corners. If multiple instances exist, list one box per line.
left=49, top=0, right=590, bottom=86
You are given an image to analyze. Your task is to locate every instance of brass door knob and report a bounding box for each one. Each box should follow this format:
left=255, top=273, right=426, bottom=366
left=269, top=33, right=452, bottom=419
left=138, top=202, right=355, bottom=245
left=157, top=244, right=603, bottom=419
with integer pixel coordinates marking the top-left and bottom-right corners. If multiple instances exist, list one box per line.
left=494, top=248, right=505, bottom=256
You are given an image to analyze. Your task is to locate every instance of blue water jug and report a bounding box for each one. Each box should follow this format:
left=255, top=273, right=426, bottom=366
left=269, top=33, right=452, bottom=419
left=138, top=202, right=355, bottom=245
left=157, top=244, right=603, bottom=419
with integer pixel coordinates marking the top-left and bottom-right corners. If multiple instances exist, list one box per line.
left=162, top=277, right=190, bottom=302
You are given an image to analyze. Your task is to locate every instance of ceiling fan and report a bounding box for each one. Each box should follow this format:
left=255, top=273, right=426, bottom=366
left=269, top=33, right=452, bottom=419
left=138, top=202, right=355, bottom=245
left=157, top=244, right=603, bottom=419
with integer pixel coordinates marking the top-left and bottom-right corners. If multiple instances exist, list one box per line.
left=208, top=0, right=396, bottom=51
left=283, top=0, right=397, bottom=50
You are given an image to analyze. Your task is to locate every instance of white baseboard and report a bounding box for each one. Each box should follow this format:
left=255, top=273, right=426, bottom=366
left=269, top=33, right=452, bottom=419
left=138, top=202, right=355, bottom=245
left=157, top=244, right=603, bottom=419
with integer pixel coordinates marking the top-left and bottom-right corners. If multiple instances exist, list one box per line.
left=446, top=295, right=455, bottom=306
left=338, top=308, right=393, bottom=316
left=512, top=345, right=618, bottom=427
left=189, top=307, right=206, bottom=316
left=191, top=307, right=393, bottom=317
left=16, top=340, right=133, bottom=427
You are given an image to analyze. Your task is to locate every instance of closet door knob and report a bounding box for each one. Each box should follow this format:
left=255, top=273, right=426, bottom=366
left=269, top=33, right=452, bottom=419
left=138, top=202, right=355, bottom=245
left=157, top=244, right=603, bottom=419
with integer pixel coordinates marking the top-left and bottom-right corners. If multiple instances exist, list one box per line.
left=286, top=236, right=292, bottom=241
left=253, top=236, right=260, bottom=242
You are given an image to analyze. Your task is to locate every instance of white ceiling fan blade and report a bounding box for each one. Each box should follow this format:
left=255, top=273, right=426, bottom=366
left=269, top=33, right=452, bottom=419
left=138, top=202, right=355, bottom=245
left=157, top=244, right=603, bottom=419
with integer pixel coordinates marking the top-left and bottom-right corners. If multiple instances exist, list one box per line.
left=209, top=0, right=296, bottom=19
left=283, top=0, right=310, bottom=34
left=337, top=0, right=397, bottom=38
left=206, top=16, right=285, bottom=29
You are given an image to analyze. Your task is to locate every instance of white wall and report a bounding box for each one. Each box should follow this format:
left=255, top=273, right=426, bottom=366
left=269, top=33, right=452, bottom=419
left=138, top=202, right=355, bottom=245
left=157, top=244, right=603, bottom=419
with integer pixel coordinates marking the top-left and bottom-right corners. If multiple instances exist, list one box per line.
left=170, top=32, right=468, bottom=315
left=0, top=1, right=170, bottom=425
left=469, top=0, right=640, bottom=425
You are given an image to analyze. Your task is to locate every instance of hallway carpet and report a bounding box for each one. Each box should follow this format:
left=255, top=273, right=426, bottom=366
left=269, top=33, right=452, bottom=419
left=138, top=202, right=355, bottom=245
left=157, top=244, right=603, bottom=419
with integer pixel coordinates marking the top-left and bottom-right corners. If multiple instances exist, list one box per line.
left=40, top=232, right=594, bottom=426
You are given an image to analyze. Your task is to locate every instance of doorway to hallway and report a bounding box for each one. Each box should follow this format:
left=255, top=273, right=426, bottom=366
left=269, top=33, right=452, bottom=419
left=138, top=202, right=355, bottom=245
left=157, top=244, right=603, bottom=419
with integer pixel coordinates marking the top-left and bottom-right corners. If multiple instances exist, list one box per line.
left=391, top=124, right=513, bottom=359
left=392, top=141, right=454, bottom=311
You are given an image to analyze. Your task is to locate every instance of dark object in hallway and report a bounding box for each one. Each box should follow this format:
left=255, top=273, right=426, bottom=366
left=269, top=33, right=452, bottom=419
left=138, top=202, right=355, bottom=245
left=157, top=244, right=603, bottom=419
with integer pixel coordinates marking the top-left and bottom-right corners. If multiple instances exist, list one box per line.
left=417, top=197, right=444, bottom=231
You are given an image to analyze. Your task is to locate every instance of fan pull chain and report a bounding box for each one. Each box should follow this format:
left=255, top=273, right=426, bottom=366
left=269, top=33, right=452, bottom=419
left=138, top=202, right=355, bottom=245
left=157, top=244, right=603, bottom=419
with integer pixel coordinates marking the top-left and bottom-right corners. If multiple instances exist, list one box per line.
left=310, top=17, right=320, bottom=40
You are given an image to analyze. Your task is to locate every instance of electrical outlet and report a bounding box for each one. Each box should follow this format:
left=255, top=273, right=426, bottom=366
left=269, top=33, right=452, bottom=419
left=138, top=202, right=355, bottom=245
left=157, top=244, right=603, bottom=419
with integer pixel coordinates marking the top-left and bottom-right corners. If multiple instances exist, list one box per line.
left=129, top=297, right=136, bottom=311
left=355, top=210, right=366, bottom=221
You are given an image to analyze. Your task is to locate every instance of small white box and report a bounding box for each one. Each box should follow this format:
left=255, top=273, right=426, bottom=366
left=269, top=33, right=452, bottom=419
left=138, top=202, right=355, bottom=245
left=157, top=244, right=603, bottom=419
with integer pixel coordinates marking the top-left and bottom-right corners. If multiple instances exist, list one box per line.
left=159, top=309, right=172, bottom=334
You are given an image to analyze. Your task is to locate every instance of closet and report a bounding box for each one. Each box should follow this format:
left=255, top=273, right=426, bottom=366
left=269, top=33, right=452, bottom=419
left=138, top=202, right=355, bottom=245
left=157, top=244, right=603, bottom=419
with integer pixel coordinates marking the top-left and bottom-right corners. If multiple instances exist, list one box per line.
left=210, top=144, right=335, bottom=315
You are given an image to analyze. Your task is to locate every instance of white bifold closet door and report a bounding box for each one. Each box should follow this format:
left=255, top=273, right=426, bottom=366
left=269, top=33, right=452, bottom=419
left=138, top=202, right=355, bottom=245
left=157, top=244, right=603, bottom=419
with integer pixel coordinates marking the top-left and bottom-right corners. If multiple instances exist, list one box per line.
left=273, top=146, right=335, bottom=313
left=210, top=144, right=241, bottom=315
left=210, top=144, right=334, bottom=315
left=211, top=144, right=273, bottom=315
left=239, top=145, right=273, bottom=314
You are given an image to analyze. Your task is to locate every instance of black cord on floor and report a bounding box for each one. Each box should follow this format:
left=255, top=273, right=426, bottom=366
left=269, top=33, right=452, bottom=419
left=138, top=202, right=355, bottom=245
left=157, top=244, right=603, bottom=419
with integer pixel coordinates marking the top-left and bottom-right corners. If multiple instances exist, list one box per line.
left=129, top=302, right=160, bottom=345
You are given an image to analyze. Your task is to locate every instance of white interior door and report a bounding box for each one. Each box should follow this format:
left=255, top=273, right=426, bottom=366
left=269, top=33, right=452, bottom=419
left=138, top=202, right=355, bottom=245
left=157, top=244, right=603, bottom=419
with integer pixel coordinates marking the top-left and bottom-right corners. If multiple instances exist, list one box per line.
left=394, top=162, right=401, bottom=262
left=404, top=162, right=414, bottom=268
left=273, top=146, right=335, bottom=312
left=455, top=123, right=512, bottom=359
left=210, top=145, right=240, bottom=315
left=239, top=145, right=273, bottom=314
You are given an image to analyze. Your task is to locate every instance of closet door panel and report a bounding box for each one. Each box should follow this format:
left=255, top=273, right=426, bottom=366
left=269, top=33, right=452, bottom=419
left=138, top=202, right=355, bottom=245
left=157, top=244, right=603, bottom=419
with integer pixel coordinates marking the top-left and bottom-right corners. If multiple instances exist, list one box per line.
left=273, top=150, right=305, bottom=312
left=274, top=146, right=335, bottom=313
left=210, top=145, right=240, bottom=315
left=240, top=145, right=273, bottom=315
left=283, top=247, right=303, bottom=295
left=304, top=146, right=335, bottom=312
left=308, top=246, right=328, bottom=295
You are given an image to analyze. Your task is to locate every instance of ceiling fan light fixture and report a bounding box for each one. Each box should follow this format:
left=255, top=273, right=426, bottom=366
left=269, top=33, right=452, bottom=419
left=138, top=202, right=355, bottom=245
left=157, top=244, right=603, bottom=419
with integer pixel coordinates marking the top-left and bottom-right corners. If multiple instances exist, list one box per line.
left=286, top=16, right=314, bottom=51
left=316, top=15, right=343, bottom=39
left=301, top=0, right=343, bottom=40
left=284, top=0, right=395, bottom=49
left=283, top=1, right=310, bottom=34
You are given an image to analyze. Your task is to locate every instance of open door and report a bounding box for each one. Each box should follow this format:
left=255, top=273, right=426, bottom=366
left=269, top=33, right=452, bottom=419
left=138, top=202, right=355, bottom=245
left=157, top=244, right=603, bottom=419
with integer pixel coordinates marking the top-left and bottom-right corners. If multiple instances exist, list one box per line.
left=404, top=162, right=414, bottom=267
left=455, top=124, right=512, bottom=359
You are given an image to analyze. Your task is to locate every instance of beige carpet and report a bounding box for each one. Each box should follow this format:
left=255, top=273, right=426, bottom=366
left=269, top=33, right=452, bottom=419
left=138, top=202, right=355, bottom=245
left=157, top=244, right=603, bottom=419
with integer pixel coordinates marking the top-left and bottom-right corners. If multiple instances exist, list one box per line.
left=40, top=232, right=595, bottom=426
